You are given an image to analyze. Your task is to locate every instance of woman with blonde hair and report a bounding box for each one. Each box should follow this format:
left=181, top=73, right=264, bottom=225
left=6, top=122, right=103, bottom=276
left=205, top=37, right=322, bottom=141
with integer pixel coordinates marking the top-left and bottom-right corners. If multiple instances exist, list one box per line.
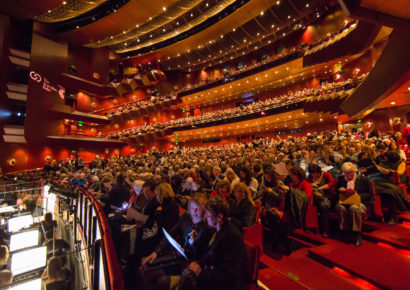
left=230, top=182, right=256, bottom=230
left=154, top=183, right=180, bottom=231
left=225, top=167, right=240, bottom=192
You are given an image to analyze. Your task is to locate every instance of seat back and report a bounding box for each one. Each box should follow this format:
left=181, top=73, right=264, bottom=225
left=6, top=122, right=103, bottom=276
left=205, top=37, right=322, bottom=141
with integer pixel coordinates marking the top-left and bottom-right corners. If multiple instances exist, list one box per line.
left=369, top=180, right=383, bottom=218
left=243, top=223, right=263, bottom=255
left=243, top=239, right=261, bottom=289
left=254, top=199, right=262, bottom=223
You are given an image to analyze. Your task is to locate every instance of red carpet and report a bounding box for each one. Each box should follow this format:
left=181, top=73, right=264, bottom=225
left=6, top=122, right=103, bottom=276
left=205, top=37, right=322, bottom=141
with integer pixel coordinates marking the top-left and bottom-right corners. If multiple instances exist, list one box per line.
left=260, top=249, right=361, bottom=290
left=308, top=241, right=410, bottom=289
left=363, top=222, right=410, bottom=250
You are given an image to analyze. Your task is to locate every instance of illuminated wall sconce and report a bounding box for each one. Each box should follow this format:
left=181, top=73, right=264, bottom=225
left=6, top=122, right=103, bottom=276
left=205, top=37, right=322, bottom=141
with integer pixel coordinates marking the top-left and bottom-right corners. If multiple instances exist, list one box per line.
left=91, top=102, right=96, bottom=108
left=8, top=159, right=16, bottom=167
left=114, top=124, right=120, bottom=129
left=45, top=155, right=52, bottom=162
left=113, top=98, right=118, bottom=104
left=93, top=72, right=100, bottom=79
left=104, top=148, right=109, bottom=154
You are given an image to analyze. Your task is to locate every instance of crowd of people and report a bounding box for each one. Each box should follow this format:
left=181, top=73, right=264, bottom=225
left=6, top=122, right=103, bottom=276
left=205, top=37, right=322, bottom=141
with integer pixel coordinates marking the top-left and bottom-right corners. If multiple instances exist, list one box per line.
left=2, top=126, right=409, bottom=288
left=105, top=75, right=365, bottom=140
left=103, top=94, right=178, bottom=120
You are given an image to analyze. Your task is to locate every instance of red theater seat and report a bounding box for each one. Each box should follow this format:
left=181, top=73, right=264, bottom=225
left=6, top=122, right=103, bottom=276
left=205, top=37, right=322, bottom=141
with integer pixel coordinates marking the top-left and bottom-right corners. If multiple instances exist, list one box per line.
left=244, top=239, right=261, bottom=290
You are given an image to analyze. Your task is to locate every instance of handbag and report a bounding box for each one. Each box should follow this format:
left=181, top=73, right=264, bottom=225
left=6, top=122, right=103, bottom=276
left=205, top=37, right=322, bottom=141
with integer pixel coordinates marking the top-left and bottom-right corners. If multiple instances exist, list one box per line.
left=143, top=252, right=181, bottom=273
left=142, top=221, right=158, bottom=240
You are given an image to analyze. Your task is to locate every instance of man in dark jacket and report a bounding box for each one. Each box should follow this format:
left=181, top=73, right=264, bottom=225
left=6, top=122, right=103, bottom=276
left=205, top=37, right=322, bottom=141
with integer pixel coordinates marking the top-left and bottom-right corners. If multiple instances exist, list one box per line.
left=187, top=196, right=248, bottom=290
left=108, top=174, right=130, bottom=211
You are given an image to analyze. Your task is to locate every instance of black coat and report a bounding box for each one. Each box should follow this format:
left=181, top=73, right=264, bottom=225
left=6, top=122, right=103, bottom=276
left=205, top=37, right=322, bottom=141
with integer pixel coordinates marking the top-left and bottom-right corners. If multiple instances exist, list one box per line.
left=284, top=187, right=308, bottom=228
left=198, top=223, right=247, bottom=290
left=230, top=199, right=256, bottom=230
left=108, top=184, right=130, bottom=208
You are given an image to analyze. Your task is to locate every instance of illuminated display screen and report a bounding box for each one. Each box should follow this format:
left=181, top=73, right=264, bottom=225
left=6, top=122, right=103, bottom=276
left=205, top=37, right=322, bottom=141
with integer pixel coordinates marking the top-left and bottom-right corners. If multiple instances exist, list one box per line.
left=11, top=246, right=47, bottom=275
left=9, top=230, right=39, bottom=252
left=8, top=215, right=33, bottom=233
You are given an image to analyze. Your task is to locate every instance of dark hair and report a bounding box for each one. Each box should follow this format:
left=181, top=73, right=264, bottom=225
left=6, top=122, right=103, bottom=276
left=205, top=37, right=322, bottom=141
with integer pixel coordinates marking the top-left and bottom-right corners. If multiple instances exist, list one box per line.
left=289, top=166, right=306, bottom=180
left=308, top=164, right=322, bottom=174
left=285, top=160, right=295, bottom=166
left=263, top=165, right=280, bottom=187
left=142, top=179, right=157, bottom=192
left=385, top=151, right=401, bottom=163
left=205, top=196, right=229, bottom=223
left=44, top=212, right=53, bottom=222
left=116, top=173, right=125, bottom=185
left=377, top=143, right=387, bottom=150
left=253, top=164, right=261, bottom=173
left=239, top=166, right=252, bottom=186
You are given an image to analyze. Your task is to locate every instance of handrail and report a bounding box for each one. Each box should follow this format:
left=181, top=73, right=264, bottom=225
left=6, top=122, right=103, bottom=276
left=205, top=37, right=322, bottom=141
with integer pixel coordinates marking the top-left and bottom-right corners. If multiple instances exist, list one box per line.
left=57, top=181, right=124, bottom=290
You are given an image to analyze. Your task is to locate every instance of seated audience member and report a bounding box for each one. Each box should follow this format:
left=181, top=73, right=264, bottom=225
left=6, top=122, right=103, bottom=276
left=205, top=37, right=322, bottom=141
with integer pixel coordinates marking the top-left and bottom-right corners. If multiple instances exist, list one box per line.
left=230, top=182, right=256, bottom=230
left=288, top=166, right=312, bottom=203
left=139, top=193, right=213, bottom=289
left=225, top=167, right=240, bottom=193
left=184, top=196, right=248, bottom=290
left=210, top=179, right=231, bottom=199
left=283, top=160, right=295, bottom=186
left=41, top=213, right=57, bottom=242
left=154, top=183, right=180, bottom=232
left=0, top=270, right=12, bottom=287
left=132, top=180, right=161, bottom=258
left=307, top=164, right=335, bottom=237
left=71, top=172, right=88, bottom=187
left=257, top=164, right=281, bottom=201
left=336, top=162, right=372, bottom=246
left=42, top=256, right=71, bottom=289
left=358, top=154, right=408, bottom=224
left=388, top=141, right=406, bottom=161
left=238, top=166, right=259, bottom=197
left=253, top=164, right=263, bottom=185
left=211, top=166, right=225, bottom=188
left=108, top=174, right=131, bottom=212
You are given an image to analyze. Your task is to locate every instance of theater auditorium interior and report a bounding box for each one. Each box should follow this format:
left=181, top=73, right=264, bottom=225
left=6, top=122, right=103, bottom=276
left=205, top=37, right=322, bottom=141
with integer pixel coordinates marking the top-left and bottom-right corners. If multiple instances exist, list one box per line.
left=0, top=0, right=410, bottom=289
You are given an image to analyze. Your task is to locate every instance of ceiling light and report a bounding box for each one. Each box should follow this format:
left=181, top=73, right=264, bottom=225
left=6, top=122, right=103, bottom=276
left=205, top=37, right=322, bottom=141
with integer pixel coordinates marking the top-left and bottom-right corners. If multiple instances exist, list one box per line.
left=232, top=28, right=236, bottom=31
left=163, top=7, right=166, bottom=11
left=306, top=4, right=309, bottom=7
left=149, top=17, right=152, bottom=20
left=62, top=1, right=66, bottom=4
left=276, top=1, right=280, bottom=4
left=390, top=101, right=396, bottom=105
left=123, top=30, right=126, bottom=34
left=260, top=11, right=264, bottom=16
left=48, top=10, right=51, bottom=13
left=136, top=24, right=139, bottom=27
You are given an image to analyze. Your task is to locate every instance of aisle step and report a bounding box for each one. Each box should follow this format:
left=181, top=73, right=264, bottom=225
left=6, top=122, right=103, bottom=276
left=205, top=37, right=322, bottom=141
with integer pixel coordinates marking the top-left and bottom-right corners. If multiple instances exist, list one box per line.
left=308, top=240, right=410, bottom=289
